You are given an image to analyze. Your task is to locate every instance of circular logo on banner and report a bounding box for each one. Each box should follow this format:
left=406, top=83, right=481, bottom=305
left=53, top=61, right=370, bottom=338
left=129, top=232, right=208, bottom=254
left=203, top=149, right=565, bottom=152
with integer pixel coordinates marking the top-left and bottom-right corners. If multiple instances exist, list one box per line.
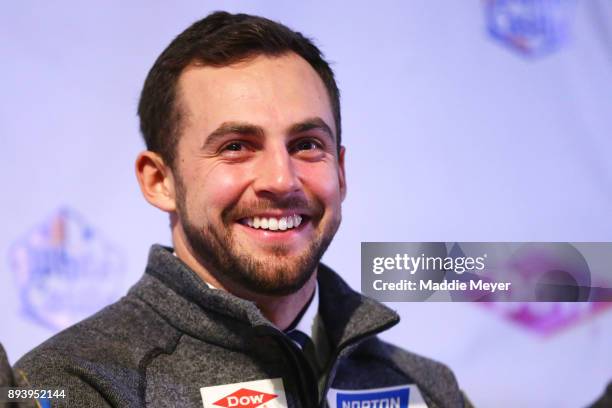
left=482, top=242, right=609, bottom=336
left=8, top=207, right=124, bottom=330
left=484, top=0, right=577, bottom=57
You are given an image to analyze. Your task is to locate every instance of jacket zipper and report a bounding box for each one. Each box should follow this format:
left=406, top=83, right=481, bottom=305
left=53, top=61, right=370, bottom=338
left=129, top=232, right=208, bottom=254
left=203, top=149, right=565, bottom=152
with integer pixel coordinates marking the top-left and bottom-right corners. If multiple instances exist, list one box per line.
left=255, top=326, right=319, bottom=407
left=318, top=319, right=399, bottom=408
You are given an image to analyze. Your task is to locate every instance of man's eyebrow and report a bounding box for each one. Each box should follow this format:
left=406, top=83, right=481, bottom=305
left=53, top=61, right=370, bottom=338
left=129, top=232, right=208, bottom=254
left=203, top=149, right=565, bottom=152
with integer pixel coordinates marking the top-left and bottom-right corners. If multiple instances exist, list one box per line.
left=287, top=117, right=334, bottom=141
left=201, top=122, right=265, bottom=149
left=201, top=117, right=335, bottom=149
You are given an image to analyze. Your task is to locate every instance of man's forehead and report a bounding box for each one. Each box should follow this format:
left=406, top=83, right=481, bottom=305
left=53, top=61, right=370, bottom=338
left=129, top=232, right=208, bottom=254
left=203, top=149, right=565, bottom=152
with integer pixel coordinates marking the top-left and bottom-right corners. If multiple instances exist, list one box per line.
left=175, top=53, right=337, bottom=138
left=179, top=52, right=317, bottom=83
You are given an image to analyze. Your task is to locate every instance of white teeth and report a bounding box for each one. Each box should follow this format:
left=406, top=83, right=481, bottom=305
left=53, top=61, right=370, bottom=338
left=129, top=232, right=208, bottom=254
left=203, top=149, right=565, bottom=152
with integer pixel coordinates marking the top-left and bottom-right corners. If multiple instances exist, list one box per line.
left=278, top=217, right=287, bottom=231
left=268, top=218, right=278, bottom=231
left=243, top=215, right=304, bottom=231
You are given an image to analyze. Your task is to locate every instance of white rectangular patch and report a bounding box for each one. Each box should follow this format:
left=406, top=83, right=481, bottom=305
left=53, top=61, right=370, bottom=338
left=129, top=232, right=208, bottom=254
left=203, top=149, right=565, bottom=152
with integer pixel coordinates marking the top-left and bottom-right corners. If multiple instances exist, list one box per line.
left=200, top=377, right=288, bottom=408
left=327, top=384, right=428, bottom=408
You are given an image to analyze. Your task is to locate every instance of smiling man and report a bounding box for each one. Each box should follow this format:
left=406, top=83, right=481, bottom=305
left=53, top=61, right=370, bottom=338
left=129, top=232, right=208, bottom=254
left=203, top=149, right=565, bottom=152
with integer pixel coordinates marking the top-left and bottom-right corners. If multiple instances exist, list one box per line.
left=15, top=11, right=470, bottom=408
left=143, top=52, right=345, bottom=330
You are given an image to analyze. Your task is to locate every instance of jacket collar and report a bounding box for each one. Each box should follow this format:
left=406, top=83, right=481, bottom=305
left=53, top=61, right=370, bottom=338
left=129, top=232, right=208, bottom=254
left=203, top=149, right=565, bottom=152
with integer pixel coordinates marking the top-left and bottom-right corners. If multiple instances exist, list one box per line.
left=130, top=245, right=399, bottom=351
left=317, top=263, right=399, bottom=349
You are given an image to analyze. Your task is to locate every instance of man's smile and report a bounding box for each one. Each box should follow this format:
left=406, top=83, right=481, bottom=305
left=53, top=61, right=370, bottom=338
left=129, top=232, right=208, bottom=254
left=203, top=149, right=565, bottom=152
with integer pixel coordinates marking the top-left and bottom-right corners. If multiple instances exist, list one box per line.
left=240, top=214, right=304, bottom=231
left=234, top=212, right=314, bottom=245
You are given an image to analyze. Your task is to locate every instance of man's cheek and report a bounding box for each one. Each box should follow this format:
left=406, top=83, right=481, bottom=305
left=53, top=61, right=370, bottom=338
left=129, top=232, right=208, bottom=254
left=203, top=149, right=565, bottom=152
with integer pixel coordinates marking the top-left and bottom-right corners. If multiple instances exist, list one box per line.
left=208, top=167, right=251, bottom=197
left=310, top=167, right=343, bottom=199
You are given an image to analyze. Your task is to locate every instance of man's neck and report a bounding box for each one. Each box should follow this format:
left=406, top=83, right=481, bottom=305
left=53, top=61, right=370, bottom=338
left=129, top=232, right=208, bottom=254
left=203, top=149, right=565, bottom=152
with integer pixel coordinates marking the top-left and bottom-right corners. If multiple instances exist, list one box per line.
left=248, top=277, right=317, bottom=331
left=173, top=234, right=317, bottom=331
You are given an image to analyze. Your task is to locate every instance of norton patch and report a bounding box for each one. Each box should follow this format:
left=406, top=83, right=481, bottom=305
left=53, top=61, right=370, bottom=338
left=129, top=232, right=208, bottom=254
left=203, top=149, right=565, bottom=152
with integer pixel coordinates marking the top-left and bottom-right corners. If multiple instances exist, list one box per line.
left=200, top=377, right=288, bottom=408
left=327, top=384, right=428, bottom=408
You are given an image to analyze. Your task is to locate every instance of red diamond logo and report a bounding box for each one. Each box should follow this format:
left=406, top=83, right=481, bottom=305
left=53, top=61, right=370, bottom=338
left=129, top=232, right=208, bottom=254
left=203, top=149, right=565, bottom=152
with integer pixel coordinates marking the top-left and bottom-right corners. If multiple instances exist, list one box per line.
left=212, top=387, right=278, bottom=408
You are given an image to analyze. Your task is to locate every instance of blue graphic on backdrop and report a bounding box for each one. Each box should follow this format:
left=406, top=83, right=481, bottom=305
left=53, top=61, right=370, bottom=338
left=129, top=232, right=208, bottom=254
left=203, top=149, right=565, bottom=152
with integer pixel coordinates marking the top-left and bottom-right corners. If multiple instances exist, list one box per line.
left=484, top=0, right=576, bottom=57
left=8, top=207, right=124, bottom=330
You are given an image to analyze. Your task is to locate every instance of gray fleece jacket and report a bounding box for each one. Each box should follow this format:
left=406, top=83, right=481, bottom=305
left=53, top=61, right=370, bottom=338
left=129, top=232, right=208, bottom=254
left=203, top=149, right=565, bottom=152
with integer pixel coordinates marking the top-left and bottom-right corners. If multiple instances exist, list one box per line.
left=14, top=245, right=470, bottom=408
left=1, top=342, right=15, bottom=392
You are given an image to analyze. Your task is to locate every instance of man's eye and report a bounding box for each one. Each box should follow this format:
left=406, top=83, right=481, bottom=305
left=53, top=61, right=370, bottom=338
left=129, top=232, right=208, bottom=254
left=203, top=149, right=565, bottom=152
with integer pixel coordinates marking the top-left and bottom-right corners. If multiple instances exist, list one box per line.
left=223, top=142, right=244, bottom=151
left=295, top=140, right=321, bottom=151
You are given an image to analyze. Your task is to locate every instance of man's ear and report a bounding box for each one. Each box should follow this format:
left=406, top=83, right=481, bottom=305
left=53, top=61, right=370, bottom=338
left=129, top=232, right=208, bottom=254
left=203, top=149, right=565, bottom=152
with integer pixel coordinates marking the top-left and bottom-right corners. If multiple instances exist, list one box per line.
left=135, top=151, right=177, bottom=212
left=338, top=146, right=347, bottom=201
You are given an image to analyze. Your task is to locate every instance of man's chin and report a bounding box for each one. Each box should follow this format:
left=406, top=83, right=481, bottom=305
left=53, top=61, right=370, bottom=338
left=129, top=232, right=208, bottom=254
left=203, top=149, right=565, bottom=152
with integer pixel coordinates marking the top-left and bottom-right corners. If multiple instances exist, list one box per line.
left=241, top=244, right=306, bottom=258
left=228, top=257, right=317, bottom=296
left=232, top=222, right=315, bottom=257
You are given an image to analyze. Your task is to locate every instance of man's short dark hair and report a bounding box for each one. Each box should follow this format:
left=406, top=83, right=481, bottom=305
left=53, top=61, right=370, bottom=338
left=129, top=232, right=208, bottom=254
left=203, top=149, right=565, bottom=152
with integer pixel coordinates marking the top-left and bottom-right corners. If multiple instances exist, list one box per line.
left=138, top=11, right=341, bottom=168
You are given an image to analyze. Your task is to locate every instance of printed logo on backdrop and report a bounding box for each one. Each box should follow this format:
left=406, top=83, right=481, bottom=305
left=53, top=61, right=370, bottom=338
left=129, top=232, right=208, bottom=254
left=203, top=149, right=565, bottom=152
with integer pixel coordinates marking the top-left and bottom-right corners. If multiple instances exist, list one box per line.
left=8, top=207, right=124, bottom=330
left=484, top=0, right=577, bottom=57
left=362, top=242, right=612, bottom=336
left=469, top=242, right=612, bottom=336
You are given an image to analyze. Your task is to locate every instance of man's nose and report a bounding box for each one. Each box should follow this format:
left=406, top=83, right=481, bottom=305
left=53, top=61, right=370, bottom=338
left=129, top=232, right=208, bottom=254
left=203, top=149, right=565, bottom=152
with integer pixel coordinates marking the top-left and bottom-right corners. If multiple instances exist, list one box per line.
left=252, top=147, right=300, bottom=197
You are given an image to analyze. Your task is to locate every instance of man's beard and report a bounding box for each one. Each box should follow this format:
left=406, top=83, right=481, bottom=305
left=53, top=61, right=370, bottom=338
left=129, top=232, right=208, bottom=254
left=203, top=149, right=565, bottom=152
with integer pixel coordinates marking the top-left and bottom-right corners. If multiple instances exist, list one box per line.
left=175, top=184, right=340, bottom=296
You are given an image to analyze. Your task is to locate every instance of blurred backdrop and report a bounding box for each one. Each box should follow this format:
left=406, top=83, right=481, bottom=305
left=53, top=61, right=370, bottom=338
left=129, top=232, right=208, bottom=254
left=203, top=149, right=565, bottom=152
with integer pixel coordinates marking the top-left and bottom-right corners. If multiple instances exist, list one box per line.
left=1, top=1, right=611, bottom=406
